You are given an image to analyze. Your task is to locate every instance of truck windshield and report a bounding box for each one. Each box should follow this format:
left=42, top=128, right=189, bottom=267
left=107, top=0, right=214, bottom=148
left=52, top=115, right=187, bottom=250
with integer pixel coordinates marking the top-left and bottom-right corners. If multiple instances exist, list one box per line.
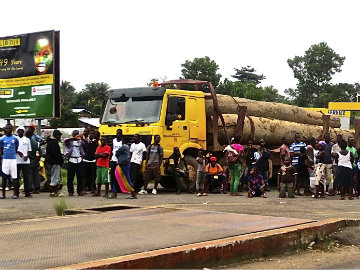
left=101, top=96, right=163, bottom=124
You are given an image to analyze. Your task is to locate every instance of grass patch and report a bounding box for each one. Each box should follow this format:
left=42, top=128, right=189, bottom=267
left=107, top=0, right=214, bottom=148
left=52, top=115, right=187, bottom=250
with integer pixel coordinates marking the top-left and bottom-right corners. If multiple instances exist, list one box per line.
left=53, top=197, right=72, bottom=216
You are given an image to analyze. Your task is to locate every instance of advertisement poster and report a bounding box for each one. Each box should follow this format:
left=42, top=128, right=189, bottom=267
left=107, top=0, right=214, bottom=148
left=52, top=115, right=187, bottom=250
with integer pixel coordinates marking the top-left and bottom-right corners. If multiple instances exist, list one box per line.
left=0, top=30, right=60, bottom=118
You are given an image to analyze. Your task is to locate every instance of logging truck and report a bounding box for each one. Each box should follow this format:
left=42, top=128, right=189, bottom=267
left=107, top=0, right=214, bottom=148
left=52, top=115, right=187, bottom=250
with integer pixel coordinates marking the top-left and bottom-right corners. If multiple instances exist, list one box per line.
left=98, top=79, right=352, bottom=190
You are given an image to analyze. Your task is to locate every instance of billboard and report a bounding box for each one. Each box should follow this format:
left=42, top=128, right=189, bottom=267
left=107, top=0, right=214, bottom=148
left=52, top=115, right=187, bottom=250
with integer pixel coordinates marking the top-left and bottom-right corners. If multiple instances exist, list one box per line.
left=0, top=30, right=60, bottom=118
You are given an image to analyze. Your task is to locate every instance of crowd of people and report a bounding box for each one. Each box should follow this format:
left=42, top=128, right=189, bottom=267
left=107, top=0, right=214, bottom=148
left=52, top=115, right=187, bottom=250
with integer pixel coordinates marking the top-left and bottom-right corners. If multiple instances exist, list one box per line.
left=0, top=123, right=358, bottom=201
left=220, top=132, right=360, bottom=200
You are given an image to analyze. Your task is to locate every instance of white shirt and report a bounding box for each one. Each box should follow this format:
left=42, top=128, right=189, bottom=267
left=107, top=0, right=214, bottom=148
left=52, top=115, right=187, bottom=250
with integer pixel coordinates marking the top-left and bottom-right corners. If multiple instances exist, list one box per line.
left=130, top=142, right=146, bottom=165
left=338, top=151, right=352, bottom=169
left=112, top=138, right=123, bottom=162
left=69, top=141, right=82, bottom=164
left=16, top=136, right=32, bottom=164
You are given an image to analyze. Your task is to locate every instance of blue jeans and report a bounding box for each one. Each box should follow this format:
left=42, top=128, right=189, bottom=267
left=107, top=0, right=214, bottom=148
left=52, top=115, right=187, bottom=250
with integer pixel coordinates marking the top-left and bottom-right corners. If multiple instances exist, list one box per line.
left=241, top=164, right=255, bottom=186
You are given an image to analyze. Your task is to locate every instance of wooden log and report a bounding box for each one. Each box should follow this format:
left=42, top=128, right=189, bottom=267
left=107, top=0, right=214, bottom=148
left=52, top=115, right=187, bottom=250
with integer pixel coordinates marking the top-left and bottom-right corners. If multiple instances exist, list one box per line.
left=206, top=94, right=341, bottom=128
left=216, top=114, right=353, bottom=146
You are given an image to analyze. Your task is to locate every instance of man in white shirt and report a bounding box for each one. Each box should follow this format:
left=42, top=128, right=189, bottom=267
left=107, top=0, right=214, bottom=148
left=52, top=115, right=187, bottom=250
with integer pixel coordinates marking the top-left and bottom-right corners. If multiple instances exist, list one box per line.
left=130, top=134, right=146, bottom=189
left=16, top=126, right=32, bottom=198
left=109, top=129, right=123, bottom=197
left=64, top=130, right=85, bottom=196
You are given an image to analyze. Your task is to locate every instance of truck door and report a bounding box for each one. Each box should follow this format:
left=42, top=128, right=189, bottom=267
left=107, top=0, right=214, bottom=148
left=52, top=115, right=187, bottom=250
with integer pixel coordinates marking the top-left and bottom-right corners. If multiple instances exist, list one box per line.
left=187, top=98, right=200, bottom=139
left=163, top=96, right=188, bottom=152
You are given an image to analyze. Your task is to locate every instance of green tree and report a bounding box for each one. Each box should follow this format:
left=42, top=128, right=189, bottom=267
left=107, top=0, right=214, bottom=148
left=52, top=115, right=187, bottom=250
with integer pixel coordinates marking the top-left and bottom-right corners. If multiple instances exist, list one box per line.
left=217, top=79, right=242, bottom=96
left=49, top=81, right=78, bottom=128
left=60, top=81, right=77, bottom=107
left=76, top=82, right=110, bottom=116
left=216, top=79, right=287, bottom=103
left=287, top=42, right=345, bottom=107
left=49, top=106, right=79, bottom=128
left=181, top=56, right=222, bottom=91
left=231, top=66, right=265, bottom=85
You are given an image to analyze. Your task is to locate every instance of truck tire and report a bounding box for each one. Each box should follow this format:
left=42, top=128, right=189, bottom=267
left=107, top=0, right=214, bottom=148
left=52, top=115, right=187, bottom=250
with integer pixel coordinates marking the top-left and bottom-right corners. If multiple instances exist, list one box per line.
left=178, top=155, right=198, bottom=192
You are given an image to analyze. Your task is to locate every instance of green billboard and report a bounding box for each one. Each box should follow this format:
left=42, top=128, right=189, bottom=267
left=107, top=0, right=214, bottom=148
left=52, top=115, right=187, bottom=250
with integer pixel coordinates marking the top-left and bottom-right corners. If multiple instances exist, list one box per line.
left=0, top=30, right=60, bottom=118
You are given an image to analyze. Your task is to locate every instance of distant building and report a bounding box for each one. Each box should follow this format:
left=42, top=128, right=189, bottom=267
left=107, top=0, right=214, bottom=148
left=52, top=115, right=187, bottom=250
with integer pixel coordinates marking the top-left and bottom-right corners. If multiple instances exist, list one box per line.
left=71, top=109, right=94, bottom=118
left=79, top=117, right=100, bottom=129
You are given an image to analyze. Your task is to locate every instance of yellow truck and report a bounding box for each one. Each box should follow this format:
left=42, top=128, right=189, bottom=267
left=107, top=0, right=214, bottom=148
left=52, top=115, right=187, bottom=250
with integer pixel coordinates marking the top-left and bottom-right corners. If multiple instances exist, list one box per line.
left=99, top=79, right=231, bottom=191
left=98, top=79, right=351, bottom=190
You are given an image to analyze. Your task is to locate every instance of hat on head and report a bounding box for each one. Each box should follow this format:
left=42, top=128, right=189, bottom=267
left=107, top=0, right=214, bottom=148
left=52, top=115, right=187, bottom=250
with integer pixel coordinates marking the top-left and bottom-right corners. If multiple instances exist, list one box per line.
left=29, top=124, right=36, bottom=129
left=53, top=129, right=62, bottom=136
left=210, top=156, right=217, bottom=162
left=16, top=126, right=25, bottom=132
left=318, top=141, right=326, bottom=146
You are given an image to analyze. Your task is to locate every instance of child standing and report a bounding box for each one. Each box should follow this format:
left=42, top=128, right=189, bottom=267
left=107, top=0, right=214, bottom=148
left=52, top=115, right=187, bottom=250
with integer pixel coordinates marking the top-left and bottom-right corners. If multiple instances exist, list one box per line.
left=314, top=141, right=326, bottom=198
left=93, top=137, right=111, bottom=197
left=297, top=147, right=311, bottom=195
left=247, top=167, right=267, bottom=198
left=196, top=150, right=206, bottom=196
left=277, top=156, right=296, bottom=198
left=335, top=140, right=354, bottom=200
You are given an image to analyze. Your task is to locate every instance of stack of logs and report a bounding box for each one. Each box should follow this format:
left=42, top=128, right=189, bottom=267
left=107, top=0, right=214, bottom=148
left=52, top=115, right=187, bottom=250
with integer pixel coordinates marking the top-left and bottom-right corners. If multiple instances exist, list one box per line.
left=205, top=94, right=354, bottom=146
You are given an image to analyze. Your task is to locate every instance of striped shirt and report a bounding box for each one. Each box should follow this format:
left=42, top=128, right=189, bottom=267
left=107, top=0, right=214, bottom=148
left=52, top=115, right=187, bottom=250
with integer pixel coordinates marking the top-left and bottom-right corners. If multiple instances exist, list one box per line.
left=290, top=141, right=307, bottom=166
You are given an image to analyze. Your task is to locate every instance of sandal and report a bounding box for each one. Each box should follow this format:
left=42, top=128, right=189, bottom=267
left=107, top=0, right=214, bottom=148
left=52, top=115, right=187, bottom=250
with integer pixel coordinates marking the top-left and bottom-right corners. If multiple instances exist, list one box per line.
left=340, top=196, right=345, bottom=200
left=348, top=196, right=354, bottom=200
left=263, top=193, right=267, bottom=198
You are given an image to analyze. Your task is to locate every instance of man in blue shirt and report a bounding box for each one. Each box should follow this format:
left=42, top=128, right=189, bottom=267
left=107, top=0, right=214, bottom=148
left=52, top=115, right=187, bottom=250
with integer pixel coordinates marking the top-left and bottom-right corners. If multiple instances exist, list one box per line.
left=0, top=124, right=19, bottom=199
left=290, top=133, right=307, bottom=195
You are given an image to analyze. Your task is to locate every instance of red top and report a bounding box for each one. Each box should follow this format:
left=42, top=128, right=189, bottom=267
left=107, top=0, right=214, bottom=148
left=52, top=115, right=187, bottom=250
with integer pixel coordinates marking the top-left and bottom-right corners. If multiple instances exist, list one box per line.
left=95, top=145, right=111, bottom=168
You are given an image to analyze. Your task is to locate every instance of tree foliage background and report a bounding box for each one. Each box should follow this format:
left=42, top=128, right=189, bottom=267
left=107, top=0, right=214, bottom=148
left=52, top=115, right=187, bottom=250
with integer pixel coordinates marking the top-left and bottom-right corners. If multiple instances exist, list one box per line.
left=50, top=81, right=109, bottom=128
left=286, top=42, right=355, bottom=107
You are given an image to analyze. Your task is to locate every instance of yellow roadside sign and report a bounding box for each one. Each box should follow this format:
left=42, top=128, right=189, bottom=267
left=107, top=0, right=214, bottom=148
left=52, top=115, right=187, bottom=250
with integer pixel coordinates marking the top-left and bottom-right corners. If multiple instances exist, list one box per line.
left=305, top=107, right=350, bottom=117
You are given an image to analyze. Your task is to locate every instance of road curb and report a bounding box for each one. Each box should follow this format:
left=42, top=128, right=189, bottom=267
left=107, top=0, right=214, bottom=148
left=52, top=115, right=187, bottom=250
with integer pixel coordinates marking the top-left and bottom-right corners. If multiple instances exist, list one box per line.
left=50, top=218, right=359, bottom=269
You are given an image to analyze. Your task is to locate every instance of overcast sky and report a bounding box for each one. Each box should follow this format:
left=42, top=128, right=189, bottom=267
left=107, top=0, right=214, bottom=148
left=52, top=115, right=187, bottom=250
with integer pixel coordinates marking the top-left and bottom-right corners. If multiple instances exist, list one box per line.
left=2, top=0, right=359, bottom=94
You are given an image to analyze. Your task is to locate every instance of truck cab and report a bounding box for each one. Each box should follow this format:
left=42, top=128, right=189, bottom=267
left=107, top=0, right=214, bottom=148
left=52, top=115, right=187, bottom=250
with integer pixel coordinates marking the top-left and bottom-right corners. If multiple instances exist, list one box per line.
left=99, top=85, right=207, bottom=190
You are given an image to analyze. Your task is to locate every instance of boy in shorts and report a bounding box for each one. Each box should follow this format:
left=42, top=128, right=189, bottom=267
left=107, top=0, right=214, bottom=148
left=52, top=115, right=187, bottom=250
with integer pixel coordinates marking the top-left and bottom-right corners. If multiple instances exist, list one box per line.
left=277, top=156, right=297, bottom=198
left=93, top=137, right=111, bottom=197
left=139, top=135, right=163, bottom=195
left=0, top=124, right=19, bottom=199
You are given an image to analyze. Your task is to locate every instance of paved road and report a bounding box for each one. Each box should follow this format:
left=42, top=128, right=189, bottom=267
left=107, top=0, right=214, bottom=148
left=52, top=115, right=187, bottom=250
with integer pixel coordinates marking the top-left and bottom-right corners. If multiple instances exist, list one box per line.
left=1, top=188, right=360, bottom=269
left=0, top=207, right=313, bottom=269
left=0, top=188, right=360, bottom=223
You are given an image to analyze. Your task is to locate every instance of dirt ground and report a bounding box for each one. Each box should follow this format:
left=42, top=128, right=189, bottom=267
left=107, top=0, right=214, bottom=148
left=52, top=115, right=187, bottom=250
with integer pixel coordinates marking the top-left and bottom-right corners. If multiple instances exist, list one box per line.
left=1, top=187, right=360, bottom=269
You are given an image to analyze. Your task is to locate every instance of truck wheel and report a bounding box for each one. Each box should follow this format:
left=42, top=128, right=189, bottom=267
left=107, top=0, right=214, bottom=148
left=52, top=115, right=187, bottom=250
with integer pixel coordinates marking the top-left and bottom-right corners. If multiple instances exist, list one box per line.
left=178, top=155, right=198, bottom=192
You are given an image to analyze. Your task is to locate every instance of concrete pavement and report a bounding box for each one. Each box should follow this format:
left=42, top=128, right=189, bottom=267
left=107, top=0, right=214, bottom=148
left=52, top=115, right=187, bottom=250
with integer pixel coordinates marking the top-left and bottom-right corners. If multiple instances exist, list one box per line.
left=0, top=206, right=314, bottom=269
